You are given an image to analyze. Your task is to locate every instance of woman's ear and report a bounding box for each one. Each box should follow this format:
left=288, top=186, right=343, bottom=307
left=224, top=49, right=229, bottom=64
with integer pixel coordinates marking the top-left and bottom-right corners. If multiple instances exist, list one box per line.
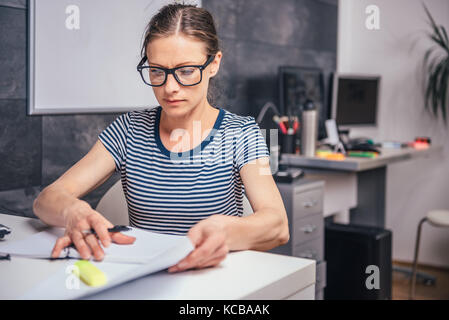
left=209, top=51, right=222, bottom=78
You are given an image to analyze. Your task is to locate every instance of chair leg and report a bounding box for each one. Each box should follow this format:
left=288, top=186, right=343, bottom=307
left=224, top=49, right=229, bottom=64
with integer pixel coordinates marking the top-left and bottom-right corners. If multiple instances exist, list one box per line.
left=393, top=266, right=436, bottom=286
left=409, top=217, right=427, bottom=300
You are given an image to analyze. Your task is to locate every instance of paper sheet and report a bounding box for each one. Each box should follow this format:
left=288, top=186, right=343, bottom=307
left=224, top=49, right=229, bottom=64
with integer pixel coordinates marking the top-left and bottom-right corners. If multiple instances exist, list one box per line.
left=0, top=227, right=192, bottom=264
left=0, top=227, right=194, bottom=299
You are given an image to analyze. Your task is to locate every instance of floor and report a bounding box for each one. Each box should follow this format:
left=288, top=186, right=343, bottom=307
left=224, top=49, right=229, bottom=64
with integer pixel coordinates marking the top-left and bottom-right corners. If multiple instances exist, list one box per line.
left=392, top=261, right=449, bottom=300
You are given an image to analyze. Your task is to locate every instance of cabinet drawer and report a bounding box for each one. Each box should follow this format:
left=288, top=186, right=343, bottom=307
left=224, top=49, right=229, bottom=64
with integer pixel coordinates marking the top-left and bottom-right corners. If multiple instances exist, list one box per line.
left=293, top=237, right=323, bottom=261
left=316, top=261, right=327, bottom=290
left=293, top=213, right=323, bottom=245
left=315, top=289, right=324, bottom=300
left=293, top=188, right=323, bottom=218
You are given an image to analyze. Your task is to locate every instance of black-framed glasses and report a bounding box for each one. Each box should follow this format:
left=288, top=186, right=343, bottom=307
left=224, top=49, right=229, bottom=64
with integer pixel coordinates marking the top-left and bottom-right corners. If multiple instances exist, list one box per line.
left=137, top=55, right=215, bottom=87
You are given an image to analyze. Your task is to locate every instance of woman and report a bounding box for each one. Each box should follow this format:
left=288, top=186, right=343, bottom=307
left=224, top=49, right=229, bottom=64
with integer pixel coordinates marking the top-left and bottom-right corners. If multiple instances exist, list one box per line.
left=33, top=4, right=289, bottom=273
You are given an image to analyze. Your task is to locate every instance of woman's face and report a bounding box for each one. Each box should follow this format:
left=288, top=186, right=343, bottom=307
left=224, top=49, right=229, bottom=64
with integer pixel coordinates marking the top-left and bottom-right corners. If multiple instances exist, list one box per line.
left=146, top=34, right=221, bottom=118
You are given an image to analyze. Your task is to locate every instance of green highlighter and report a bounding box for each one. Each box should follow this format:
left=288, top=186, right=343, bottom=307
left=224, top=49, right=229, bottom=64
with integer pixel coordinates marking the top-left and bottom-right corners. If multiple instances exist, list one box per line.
left=347, top=151, right=379, bottom=158
left=73, top=260, right=108, bottom=287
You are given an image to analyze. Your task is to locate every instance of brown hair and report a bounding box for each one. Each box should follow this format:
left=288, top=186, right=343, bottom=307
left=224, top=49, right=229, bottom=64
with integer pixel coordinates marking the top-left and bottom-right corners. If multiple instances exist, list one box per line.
left=141, top=3, right=220, bottom=58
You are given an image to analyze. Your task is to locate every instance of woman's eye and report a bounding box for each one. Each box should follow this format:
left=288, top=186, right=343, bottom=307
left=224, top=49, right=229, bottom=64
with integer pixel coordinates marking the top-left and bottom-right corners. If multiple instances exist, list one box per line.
left=150, top=69, right=164, bottom=77
left=179, top=68, right=195, bottom=76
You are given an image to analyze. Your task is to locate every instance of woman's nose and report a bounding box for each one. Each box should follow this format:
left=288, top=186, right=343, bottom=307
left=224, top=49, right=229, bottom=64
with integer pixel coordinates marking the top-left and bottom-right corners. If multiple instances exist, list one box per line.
left=164, top=73, right=180, bottom=93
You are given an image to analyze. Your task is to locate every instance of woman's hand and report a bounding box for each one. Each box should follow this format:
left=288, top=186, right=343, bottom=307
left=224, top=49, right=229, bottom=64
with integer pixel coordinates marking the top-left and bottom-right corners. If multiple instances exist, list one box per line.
left=168, top=215, right=229, bottom=273
left=51, top=200, right=135, bottom=261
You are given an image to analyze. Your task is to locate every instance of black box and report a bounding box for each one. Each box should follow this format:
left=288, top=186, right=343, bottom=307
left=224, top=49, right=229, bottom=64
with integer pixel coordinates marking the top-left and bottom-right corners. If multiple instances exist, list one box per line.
left=324, top=223, right=392, bottom=300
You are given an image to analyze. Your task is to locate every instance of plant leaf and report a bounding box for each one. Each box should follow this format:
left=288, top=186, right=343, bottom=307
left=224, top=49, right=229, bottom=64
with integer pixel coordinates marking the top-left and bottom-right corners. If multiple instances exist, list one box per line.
left=423, top=3, right=449, bottom=57
left=426, top=58, right=444, bottom=116
left=438, top=58, right=449, bottom=123
left=431, top=59, right=447, bottom=118
left=423, top=4, right=445, bottom=45
left=423, top=2, right=449, bottom=122
left=425, top=55, right=442, bottom=113
left=440, top=26, right=449, bottom=49
left=430, top=34, right=449, bottom=53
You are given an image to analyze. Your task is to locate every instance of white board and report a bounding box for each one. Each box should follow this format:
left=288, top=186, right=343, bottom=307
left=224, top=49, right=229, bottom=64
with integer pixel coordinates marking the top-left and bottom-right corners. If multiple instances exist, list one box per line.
left=28, top=0, right=201, bottom=114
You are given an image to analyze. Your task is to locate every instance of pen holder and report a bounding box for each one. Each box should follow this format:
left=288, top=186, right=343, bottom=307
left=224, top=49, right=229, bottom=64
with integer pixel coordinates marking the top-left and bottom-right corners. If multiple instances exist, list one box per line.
left=280, top=132, right=296, bottom=154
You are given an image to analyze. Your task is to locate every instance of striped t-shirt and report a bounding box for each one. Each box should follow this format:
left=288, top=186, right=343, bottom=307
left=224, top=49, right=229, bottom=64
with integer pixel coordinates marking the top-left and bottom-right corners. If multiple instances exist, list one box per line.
left=98, top=106, right=270, bottom=235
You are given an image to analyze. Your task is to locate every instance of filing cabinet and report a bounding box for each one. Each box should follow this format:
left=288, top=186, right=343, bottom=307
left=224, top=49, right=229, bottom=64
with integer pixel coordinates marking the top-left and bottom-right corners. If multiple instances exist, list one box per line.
left=269, top=178, right=326, bottom=300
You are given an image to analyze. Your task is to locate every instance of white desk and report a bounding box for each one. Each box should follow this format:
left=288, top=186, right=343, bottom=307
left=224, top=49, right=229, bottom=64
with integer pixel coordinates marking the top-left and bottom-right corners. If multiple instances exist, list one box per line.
left=281, top=146, right=441, bottom=172
left=281, top=146, right=442, bottom=226
left=0, top=214, right=316, bottom=300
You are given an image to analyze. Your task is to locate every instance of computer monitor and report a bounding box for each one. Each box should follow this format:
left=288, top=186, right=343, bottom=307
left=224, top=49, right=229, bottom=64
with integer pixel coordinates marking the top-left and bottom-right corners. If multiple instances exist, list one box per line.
left=278, top=66, right=328, bottom=139
left=331, top=74, right=380, bottom=127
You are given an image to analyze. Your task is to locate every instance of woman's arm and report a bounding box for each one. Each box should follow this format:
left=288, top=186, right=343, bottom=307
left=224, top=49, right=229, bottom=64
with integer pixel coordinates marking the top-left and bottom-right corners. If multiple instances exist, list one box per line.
left=33, top=140, right=135, bottom=260
left=215, top=156, right=290, bottom=251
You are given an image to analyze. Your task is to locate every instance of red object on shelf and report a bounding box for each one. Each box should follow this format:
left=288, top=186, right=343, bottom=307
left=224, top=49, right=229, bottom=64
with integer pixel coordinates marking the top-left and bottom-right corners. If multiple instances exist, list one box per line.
left=413, top=142, right=429, bottom=150
left=415, top=137, right=431, bottom=144
left=292, top=120, right=299, bottom=133
left=279, top=122, right=288, bottom=134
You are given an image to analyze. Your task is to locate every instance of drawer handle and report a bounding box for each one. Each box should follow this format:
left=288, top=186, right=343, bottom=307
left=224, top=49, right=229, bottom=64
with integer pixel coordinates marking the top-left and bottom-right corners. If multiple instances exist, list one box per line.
left=303, top=200, right=318, bottom=208
left=298, top=250, right=316, bottom=259
left=300, top=224, right=317, bottom=234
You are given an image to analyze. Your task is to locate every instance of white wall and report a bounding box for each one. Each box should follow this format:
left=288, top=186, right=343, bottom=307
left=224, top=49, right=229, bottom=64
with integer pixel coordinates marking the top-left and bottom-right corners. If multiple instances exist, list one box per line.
left=338, top=0, right=449, bottom=267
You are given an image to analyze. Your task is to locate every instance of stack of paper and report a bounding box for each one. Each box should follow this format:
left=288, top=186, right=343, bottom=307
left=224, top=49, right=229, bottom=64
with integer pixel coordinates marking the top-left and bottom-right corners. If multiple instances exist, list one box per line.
left=0, top=227, right=194, bottom=299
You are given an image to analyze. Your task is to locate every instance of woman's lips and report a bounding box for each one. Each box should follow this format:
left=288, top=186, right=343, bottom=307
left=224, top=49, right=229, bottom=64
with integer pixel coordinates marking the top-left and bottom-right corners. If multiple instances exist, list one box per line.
left=164, top=98, right=185, bottom=104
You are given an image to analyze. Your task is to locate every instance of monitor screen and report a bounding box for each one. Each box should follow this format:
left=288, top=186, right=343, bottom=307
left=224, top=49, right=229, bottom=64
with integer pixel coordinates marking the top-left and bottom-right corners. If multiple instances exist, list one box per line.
left=333, top=75, right=380, bottom=126
left=278, top=66, right=328, bottom=139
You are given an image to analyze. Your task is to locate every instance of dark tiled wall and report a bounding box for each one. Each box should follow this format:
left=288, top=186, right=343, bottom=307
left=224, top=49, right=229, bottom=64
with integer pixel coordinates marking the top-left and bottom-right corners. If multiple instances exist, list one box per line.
left=203, top=0, right=338, bottom=120
left=0, top=0, right=337, bottom=218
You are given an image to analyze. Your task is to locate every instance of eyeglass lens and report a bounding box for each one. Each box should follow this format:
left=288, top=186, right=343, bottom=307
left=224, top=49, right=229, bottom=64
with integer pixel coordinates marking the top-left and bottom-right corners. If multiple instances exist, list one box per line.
left=143, top=66, right=201, bottom=86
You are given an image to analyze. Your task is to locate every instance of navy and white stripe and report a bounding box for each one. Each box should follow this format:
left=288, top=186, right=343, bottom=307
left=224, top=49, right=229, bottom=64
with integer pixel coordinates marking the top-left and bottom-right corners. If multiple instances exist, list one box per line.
left=98, top=106, right=269, bottom=235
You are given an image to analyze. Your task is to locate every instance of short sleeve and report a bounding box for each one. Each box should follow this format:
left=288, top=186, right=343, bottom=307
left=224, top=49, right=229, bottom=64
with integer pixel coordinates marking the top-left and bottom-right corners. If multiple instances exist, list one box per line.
left=98, top=112, right=132, bottom=172
left=235, top=117, right=270, bottom=171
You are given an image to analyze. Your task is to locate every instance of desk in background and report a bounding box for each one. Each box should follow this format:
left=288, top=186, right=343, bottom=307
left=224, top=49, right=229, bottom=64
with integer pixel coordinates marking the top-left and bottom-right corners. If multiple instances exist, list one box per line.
left=0, top=214, right=316, bottom=300
left=281, top=146, right=442, bottom=228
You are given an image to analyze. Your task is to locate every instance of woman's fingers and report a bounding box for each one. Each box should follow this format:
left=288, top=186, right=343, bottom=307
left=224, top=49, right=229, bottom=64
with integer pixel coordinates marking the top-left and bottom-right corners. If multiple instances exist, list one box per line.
left=168, top=246, right=227, bottom=273
left=51, top=235, right=72, bottom=258
left=191, top=231, right=226, bottom=262
left=110, top=232, right=136, bottom=244
left=169, top=234, right=228, bottom=273
left=195, top=242, right=228, bottom=268
left=84, top=234, right=105, bottom=261
left=88, top=213, right=112, bottom=248
left=196, top=253, right=227, bottom=269
left=71, top=230, right=93, bottom=260
left=56, top=207, right=135, bottom=261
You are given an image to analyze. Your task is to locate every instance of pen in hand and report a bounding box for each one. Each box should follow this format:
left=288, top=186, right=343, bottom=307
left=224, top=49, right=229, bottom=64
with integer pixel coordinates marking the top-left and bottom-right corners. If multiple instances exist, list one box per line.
left=81, top=225, right=131, bottom=237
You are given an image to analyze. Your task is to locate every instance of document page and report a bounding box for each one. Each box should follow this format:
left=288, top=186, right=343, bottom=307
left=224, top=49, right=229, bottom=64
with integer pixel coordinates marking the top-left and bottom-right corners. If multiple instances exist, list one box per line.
left=0, top=226, right=194, bottom=299
left=0, top=227, right=191, bottom=264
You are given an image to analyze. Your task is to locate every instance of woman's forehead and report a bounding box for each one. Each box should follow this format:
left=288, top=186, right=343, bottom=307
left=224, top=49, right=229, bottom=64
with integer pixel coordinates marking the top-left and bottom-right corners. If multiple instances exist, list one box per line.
left=146, top=35, right=207, bottom=66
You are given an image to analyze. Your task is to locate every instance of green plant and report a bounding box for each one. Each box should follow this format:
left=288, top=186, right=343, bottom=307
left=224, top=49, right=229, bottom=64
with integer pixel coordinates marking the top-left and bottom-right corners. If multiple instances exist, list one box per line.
left=423, top=4, right=449, bottom=123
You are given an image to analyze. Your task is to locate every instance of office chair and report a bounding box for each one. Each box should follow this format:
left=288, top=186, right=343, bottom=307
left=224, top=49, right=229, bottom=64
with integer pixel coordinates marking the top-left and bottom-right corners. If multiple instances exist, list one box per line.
left=95, top=179, right=129, bottom=225
left=409, top=209, right=449, bottom=300
left=96, top=180, right=255, bottom=225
